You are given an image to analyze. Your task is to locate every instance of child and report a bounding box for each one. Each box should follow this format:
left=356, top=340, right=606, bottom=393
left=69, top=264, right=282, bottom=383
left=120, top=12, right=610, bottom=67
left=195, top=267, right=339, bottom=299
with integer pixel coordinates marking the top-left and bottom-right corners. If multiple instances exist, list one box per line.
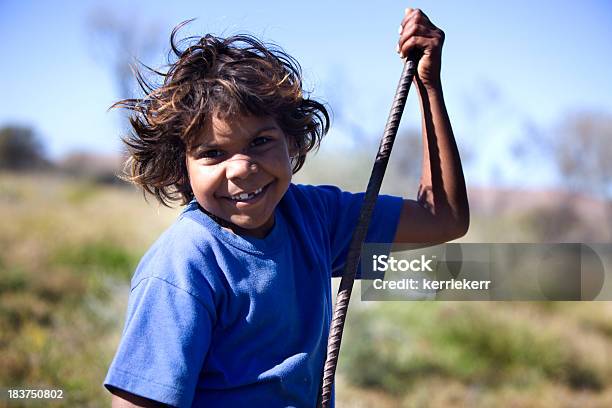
left=104, top=8, right=469, bottom=408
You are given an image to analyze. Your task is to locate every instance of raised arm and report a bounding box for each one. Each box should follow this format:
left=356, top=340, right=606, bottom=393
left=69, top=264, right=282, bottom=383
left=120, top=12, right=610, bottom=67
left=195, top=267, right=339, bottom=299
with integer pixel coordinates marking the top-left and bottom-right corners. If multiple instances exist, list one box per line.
left=393, top=8, right=469, bottom=244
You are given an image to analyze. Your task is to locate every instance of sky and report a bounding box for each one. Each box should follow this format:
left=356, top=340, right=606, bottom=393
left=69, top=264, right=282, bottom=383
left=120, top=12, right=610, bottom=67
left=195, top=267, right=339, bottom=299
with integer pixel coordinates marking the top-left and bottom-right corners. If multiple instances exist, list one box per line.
left=1, top=0, right=611, bottom=188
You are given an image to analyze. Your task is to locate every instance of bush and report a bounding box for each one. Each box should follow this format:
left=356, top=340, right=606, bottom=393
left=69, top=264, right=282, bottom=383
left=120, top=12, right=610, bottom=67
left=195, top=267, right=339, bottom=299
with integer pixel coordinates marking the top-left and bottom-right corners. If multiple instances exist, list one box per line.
left=340, top=302, right=607, bottom=395
left=52, top=241, right=137, bottom=281
left=0, top=125, right=49, bottom=171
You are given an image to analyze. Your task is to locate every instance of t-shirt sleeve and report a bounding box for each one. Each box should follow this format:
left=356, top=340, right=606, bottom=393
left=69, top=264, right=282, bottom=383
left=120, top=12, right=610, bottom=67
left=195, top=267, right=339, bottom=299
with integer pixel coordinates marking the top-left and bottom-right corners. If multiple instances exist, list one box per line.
left=309, top=185, right=403, bottom=278
left=104, top=276, right=216, bottom=407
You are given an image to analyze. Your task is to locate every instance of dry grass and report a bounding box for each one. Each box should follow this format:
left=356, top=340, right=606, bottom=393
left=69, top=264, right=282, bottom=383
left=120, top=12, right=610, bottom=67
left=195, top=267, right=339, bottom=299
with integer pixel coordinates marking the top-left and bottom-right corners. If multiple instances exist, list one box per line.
left=0, top=172, right=179, bottom=406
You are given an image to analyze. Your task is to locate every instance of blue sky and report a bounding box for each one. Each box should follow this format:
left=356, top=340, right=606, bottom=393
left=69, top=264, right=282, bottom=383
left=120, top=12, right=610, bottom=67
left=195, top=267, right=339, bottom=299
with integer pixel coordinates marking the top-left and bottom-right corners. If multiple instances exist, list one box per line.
left=1, top=0, right=611, bottom=187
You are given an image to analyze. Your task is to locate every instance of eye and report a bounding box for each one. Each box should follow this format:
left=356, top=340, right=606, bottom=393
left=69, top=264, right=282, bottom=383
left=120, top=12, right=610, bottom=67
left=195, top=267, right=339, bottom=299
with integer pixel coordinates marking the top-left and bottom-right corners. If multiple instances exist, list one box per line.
left=250, top=136, right=271, bottom=147
left=199, top=149, right=225, bottom=159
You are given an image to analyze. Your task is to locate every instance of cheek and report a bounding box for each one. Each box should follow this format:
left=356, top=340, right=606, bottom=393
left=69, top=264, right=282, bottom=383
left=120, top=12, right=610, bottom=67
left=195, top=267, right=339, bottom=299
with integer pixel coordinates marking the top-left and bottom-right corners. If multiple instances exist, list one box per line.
left=187, top=163, right=220, bottom=199
left=268, top=145, right=293, bottom=174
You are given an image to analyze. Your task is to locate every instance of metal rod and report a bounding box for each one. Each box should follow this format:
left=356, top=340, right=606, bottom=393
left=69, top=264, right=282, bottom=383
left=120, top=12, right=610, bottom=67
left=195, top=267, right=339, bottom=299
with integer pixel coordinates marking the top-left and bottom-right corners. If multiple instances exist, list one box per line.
left=318, top=58, right=419, bottom=408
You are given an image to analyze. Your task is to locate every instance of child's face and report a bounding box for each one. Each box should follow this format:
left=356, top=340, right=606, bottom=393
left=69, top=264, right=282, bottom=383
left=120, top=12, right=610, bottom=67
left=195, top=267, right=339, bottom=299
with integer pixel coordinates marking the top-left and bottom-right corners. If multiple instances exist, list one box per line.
left=186, top=114, right=293, bottom=238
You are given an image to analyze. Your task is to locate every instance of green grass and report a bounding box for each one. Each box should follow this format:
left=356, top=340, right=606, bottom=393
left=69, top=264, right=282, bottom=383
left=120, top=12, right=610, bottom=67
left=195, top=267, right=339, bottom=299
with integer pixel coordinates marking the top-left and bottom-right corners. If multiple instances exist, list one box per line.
left=339, top=301, right=612, bottom=404
left=52, top=241, right=138, bottom=280
left=0, top=172, right=178, bottom=406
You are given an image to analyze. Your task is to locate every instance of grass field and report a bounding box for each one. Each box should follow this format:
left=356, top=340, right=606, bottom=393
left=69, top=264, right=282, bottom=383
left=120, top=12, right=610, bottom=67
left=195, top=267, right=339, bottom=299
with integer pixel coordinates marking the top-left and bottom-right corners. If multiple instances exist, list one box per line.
left=0, top=173, right=178, bottom=407
left=1, top=172, right=611, bottom=407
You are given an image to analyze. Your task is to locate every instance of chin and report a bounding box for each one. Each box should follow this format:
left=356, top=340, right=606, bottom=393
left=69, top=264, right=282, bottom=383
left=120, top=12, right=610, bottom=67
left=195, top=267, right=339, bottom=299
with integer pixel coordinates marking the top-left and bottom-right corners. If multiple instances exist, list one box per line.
left=232, top=216, right=270, bottom=230
left=231, top=213, right=274, bottom=234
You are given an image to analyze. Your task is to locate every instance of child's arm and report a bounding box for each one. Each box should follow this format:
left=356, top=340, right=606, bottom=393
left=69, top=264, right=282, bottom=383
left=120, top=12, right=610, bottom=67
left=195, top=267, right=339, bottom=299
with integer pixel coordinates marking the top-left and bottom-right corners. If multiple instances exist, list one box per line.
left=110, top=388, right=167, bottom=407
left=393, top=8, right=470, bottom=244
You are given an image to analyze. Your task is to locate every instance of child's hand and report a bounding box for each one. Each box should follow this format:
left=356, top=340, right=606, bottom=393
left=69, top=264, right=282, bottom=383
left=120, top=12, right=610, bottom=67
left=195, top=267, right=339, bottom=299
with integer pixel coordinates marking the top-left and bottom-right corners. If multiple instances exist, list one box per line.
left=397, top=8, right=444, bottom=89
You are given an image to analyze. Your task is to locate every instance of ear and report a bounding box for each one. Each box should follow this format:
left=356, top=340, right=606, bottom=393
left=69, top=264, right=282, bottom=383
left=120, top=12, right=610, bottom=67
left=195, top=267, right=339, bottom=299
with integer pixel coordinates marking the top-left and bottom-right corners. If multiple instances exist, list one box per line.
left=287, top=138, right=299, bottom=159
left=184, top=154, right=192, bottom=182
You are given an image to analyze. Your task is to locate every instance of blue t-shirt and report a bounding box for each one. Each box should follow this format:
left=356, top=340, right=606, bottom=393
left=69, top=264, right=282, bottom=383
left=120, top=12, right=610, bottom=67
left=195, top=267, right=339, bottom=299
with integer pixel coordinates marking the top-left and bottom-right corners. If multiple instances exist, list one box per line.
left=104, top=184, right=403, bottom=407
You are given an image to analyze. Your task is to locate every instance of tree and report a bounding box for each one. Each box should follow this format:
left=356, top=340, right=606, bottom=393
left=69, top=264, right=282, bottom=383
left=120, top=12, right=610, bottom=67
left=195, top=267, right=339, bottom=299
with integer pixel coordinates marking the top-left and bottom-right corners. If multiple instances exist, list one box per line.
left=0, top=126, right=49, bottom=171
left=86, top=7, right=163, bottom=100
left=551, top=111, right=612, bottom=240
left=553, top=111, right=612, bottom=196
left=384, top=129, right=423, bottom=196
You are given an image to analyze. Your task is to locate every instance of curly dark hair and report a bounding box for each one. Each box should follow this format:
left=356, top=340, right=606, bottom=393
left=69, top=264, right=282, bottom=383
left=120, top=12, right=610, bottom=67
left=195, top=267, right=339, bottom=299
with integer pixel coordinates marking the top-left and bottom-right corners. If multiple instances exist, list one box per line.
left=114, top=21, right=330, bottom=206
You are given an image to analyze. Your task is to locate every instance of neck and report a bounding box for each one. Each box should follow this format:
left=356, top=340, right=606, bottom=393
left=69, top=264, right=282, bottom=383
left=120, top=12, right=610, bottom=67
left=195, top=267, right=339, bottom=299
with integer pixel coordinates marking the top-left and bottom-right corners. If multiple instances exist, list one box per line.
left=197, top=204, right=273, bottom=239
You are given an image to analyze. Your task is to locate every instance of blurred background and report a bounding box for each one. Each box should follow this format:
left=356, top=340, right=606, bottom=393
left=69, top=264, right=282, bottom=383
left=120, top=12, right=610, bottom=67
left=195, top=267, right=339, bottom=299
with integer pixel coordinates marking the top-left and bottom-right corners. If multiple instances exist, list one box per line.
left=1, top=0, right=611, bottom=406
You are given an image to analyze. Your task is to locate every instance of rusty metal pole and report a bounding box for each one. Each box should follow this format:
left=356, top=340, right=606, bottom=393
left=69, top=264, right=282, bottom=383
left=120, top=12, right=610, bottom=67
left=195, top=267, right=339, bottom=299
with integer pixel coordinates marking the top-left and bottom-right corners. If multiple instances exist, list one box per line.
left=318, top=57, right=419, bottom=408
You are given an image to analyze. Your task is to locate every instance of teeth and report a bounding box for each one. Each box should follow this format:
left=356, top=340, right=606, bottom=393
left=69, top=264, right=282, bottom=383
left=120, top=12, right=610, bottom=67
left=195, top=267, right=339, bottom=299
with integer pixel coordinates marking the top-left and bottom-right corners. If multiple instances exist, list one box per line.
left=231, top=187, right=264, bottom=201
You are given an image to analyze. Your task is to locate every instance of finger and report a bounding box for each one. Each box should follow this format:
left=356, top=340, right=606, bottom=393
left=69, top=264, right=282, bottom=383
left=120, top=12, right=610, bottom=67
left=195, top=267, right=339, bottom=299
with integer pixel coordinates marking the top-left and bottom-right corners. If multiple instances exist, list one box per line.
left=416, top=9, right=432, bottom=24
left=395, top=25, right=432, bottom=57
left=398, top=21, right=444, bottom=48
left=399, top=22, right=435, bottom=42
left=400, top=8, right=432, bottom=29
left=398, top=23, right=437, bottom=55
left=399, top=17, right=435, bottom=40
left=400, top=7, right=414, bottom=28
left=398, top=35, right=441, bottom=59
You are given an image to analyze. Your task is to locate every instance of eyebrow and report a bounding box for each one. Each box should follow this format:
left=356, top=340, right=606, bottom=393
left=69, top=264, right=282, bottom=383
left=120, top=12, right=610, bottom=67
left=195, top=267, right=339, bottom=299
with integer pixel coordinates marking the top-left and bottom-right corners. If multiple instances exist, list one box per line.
left=192, top=125, right=281, bottom=151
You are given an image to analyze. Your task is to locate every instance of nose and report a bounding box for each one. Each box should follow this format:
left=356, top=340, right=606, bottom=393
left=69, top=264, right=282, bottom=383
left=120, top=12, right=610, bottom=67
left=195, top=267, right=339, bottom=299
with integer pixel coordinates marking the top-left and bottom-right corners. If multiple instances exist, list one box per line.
left=225, top=154, right=258, bottom=180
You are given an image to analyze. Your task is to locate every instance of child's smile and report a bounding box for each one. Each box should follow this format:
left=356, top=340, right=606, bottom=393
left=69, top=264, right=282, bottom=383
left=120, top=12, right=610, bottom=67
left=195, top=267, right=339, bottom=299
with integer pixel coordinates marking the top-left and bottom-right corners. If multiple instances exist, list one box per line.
left=186, top=114, right=293, bottom=238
